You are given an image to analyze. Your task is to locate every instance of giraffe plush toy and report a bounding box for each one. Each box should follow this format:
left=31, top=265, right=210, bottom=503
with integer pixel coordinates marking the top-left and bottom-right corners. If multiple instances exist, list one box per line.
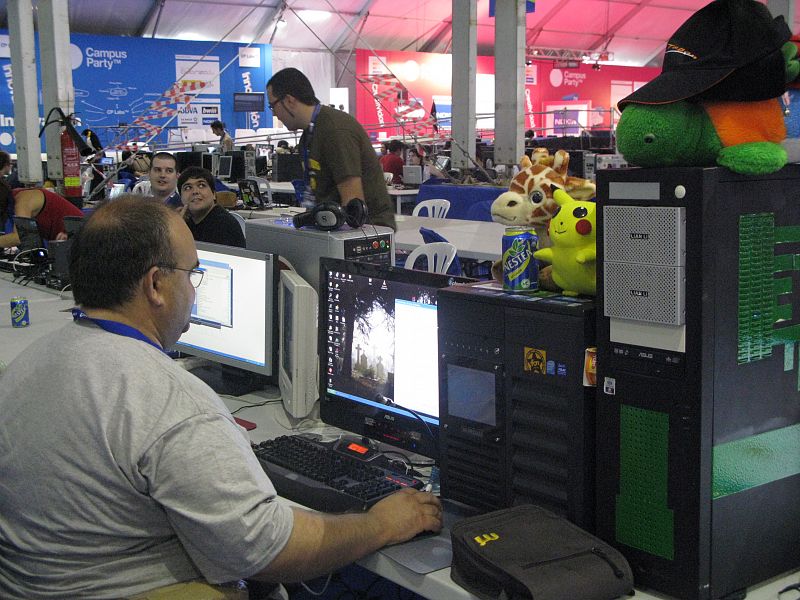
left=489, top=149, right=596, bottom=289
left=490, top=149, right=596, bottom=248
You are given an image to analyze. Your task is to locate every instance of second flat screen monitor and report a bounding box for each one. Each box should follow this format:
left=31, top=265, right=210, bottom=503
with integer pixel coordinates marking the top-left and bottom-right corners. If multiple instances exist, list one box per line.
left=216, top=155, right=233, bottom=180
left=173, top=242, right=278, bottom=379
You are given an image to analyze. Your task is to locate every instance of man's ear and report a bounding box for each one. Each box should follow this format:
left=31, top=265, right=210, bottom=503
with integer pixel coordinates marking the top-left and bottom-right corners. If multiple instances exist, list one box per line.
left=142, top=266, right=168, bottom=307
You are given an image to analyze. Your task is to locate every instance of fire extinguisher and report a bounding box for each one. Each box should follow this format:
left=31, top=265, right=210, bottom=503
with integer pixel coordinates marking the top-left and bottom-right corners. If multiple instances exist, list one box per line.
left=60, top=126, right=82, bottom=198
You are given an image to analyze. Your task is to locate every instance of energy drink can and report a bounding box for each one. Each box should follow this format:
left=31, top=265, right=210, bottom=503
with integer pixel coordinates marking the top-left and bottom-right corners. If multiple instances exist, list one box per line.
left=10, top=296, right=30, bottom=328
left=502, top=228, right=538, bottom=292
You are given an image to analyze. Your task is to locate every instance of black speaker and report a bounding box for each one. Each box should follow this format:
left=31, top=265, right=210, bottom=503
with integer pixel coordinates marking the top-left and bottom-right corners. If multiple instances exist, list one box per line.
left=292, top=199, right=368, bottom=231
left=226, top=150, right=245, bottom=182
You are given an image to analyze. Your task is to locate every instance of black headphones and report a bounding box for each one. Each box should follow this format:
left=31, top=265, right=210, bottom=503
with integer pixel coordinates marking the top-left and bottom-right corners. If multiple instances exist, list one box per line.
left=292, top=198, right=368, bottom=231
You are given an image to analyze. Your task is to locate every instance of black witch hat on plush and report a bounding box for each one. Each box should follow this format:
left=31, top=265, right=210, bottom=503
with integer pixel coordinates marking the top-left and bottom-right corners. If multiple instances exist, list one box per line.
left=618, top=0, right=791, bottom=110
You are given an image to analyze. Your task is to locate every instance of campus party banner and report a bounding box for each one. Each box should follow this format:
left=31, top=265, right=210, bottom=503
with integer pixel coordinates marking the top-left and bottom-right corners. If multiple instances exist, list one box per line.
left=0, top=32, right=271, bottom=153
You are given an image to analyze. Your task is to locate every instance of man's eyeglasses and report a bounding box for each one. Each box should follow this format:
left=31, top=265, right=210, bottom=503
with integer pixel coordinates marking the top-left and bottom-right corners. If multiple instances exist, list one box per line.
left=157, top=264, right=205, bottom=288
left=268, top=96, right=285, bottom=111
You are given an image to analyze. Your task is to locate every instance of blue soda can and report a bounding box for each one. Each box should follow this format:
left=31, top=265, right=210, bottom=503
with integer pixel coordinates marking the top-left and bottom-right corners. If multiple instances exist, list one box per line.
left=10, top=296, right=30, bottom=327
left=502, top=228, right=538, bottom=292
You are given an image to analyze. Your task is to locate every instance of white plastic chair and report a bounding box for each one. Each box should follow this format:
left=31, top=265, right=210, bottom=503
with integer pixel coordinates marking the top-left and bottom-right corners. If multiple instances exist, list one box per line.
left=404, top=242, right=457, bottom=274
left=383, top=172, right=394, bottom=185
left=412, top=198, right=451, bottom=218
left=131, top=180, right=152, bottom=196
left=230, top=211, right=247, bottom=237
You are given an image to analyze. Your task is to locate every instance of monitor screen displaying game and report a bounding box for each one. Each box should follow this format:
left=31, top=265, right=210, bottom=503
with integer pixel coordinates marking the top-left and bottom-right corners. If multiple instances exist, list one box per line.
left=318, top=257, right=471, bottom=459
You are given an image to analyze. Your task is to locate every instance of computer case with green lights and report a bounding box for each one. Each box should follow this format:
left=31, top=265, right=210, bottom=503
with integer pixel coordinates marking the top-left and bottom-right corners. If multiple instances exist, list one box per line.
left=595, top=166, right=800, bottom=600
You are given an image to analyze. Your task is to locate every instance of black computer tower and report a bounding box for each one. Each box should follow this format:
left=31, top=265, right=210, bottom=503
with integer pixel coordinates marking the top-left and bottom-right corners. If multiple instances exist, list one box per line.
left=255, top=156, right=268, bottom=177
left=273, top=153, right=304, bottom=182
left=226, top=150, right=245, bottom=182
left=438, top=285, right=596, bottom=529
left=595, top=166, right=800, bottom=600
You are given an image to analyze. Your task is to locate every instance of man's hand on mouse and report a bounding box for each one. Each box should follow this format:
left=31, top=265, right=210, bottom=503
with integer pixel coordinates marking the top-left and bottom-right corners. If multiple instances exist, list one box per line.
left=366, top=488, right=443, bottom=546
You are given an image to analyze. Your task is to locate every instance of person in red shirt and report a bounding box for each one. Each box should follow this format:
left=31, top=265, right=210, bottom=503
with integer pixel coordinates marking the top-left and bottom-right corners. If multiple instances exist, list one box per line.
left=0, top=183, right=83, bottom=248
left=379, top=139, right=405, bottom=184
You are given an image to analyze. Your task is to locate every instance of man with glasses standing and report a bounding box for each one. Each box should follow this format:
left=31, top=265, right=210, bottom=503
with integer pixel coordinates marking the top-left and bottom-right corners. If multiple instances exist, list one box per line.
left=267, top=67, right=396, bottom=229
left=0, top=197, right=442, bottom=599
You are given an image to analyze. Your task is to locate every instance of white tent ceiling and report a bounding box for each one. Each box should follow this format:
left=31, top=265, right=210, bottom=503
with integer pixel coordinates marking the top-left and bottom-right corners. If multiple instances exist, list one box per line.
left=2, top=0, right=797, bottom=68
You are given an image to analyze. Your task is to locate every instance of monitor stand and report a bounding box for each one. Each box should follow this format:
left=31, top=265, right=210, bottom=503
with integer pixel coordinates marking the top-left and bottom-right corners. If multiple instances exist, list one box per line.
left=188, top=362, right=269, bottom=396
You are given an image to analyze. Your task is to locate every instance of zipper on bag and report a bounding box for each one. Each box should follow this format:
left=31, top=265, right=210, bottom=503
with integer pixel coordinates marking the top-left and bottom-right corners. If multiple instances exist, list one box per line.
left=520, top=546, right=626, bottom=579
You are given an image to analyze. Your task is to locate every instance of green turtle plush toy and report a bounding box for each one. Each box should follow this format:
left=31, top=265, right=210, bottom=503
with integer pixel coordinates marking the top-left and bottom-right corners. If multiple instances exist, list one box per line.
left=616, top=0, right=798, bottom=176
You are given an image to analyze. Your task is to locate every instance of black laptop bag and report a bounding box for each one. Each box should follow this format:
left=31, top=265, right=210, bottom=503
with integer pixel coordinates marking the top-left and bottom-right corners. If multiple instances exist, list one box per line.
left=450, top=504, right=634, bottom=600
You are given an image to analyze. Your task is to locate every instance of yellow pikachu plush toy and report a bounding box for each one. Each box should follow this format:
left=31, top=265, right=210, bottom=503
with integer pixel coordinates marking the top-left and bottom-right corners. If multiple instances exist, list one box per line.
left=533, top=188, right=597, bottom=296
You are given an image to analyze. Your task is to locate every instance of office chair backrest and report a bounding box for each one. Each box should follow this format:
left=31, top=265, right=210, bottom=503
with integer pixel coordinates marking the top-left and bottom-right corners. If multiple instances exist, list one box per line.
left=230, top=211, right=247, bottom=237
left=404, top=242, right=457, bottom=274
left=412, top=198, right=451, bottom=218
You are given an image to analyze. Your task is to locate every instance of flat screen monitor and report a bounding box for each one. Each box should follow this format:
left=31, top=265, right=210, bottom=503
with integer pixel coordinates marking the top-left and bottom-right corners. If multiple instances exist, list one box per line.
left=402, top=165, right=422, bottom=186
left=63, top=215, right=84, bottom=238
left=233, top=92, right=265, bottom=113
left=172, top=242, right=278, bottom=380
left=318, top=257, right=470, bottom=459
left=176, top=151, right=204, bottom=173
left=434, top=155, right=450, bottom=172
left=12, top=217, right=44, bottom=252
left=279, top=269, right=319, bottom=418
left=216, top=155, right=233, bottom=180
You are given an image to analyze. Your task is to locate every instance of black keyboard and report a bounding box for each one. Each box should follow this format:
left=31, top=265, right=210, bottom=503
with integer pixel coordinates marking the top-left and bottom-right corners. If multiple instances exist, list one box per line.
left=253, top=434, right=424, bottom=512
left=0, top=257, right=36, bottom=273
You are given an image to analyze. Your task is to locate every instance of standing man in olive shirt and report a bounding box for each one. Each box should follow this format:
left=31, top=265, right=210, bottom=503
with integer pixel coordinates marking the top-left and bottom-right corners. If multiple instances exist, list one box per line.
left=266, top=68, right=396, bottom=230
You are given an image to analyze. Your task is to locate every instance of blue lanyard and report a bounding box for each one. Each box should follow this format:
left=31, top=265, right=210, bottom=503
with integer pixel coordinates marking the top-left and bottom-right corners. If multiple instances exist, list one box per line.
left=71, top=308, right=165, bottom=353
left=302, top=104, right=322, bottom=185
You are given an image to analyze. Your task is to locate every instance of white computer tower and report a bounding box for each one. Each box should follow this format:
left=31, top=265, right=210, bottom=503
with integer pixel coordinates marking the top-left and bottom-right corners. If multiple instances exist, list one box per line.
left=245, top=217, right=394, bottom=289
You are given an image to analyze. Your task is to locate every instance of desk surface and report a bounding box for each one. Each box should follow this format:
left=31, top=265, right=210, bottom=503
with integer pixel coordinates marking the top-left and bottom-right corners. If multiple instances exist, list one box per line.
left=0, top=275, right=74, bottom=367
left=394, top=214, right=504, bottom=261
left=387, top=186, right=419, bottom=214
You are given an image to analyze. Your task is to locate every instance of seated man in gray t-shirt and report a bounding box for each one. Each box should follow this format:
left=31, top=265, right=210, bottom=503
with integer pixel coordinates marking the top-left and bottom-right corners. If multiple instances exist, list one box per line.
left=0, top=196, right=443, bottom=599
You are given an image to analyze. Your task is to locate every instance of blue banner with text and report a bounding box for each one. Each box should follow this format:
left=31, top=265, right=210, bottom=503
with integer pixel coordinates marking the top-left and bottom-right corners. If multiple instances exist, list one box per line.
left=0, top=32, right=271, bottom=154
